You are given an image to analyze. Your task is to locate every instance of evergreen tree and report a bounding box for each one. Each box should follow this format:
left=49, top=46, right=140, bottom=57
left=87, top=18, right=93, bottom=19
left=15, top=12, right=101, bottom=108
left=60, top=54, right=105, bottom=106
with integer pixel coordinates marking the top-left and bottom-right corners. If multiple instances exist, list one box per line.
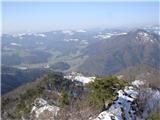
left=59, top=89, right=69, bottom=108
left=88, top=76, right=127, bottom=110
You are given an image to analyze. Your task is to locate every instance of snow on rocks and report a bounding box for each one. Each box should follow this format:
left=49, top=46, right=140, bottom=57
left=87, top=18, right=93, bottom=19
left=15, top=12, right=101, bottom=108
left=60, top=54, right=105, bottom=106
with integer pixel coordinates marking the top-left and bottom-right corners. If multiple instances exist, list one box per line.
left=96, top=111, right=120, bottom=120
left=95, top=80, right=144, bottom=120
left=74, top=76, right=95, bottom=84
left=132, top=80, right=145, bottom=87
left=136, top=31, right=155, bottom=43
left=31, top=98, right=59, bottom=118
left=33, top=104, right=59, bottom=118
left=95, top=79, right=160, bottom=120
left=64, top=72, right=95, bottom=85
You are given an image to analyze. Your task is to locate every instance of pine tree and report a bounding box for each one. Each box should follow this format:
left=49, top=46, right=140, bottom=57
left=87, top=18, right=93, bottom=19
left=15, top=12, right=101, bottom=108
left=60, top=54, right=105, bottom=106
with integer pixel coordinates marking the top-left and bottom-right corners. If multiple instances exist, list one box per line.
left=59, top=89, right=69, bottom=108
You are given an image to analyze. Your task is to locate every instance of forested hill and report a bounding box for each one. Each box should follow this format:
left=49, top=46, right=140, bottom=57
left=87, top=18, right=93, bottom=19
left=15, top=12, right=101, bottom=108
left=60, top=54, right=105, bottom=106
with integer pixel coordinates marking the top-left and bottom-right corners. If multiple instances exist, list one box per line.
left=1, top=66, right=48, bottom=95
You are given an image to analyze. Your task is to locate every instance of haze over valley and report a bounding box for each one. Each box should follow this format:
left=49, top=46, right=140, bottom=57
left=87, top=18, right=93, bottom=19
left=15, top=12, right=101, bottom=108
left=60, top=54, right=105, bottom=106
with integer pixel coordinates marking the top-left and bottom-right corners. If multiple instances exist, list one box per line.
left=1, top=1, right=160, bottom=120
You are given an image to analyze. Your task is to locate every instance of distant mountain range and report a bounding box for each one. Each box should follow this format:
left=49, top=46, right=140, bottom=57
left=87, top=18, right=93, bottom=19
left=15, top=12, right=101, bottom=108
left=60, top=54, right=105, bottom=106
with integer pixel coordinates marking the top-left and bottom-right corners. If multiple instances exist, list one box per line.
left=1, top=27, right=160, bottom=94
left=1, top=26, right=160, bottom=120
left=77, top=29, right=160, bottom=76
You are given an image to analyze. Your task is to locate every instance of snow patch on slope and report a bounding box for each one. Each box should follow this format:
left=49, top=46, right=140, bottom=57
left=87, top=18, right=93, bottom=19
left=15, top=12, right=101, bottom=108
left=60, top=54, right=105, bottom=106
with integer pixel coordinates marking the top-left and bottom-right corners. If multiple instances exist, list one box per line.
left=94, top=32, right=127, bottom=40
left=95, top=80, right=145, bottom=120
left=132, top=80, right=145, bottom=87
left=76, top=29, right=87, bottom=33
left=136, top=31, right=155, bottom=43
left=64, top=38, right=79, bottom=42
left=95, top=79, right=160, bottom=120
left=64, top=72, right=95, bottom=84
left=62, top=30, right=74, bottom=35
left=33, top=33, right=46, bottom=37
left=12, top=33, right=46, bottom=39
left=10, top=42, right=21, bottom=47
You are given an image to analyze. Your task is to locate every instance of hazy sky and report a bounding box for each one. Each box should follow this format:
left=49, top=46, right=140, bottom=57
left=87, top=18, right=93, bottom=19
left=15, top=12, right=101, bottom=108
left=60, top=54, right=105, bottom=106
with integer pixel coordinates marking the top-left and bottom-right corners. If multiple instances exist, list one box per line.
left=2, top=1, right=159, bottom=33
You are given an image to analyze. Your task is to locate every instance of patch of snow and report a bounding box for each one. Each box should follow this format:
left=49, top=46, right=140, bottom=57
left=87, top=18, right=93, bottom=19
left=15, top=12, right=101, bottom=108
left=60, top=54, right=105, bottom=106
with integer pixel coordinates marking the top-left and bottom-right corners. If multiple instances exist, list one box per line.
left=137, top=32, right=154, bottom=43
left=94, top=34, right=111, bottom=39
left=80, top=40, right=88, bottom=45
left=95, top=79, right=160, bottom=120
left=62, top=30, right=74, bottom=35
left=117, top=75, right=123, bottom=79
left=12, top=33, right=25, bottom=39
left=34, top=104, right=59, bottom=118
left=34, top=98, right=48, bottom=106
left=18, top=33, right=26, bottom=36
left=16, top=66, right=27, bottom=70
left=74, top=76, right=95, bottom=84
left=95, top=80, right=143, bottom=120
left=150, top=39, right=154, bottom=42
left=33, top=33, right=46, bottom=37
left=12, top=33, right=26, bottom=38
left=138, top=32, right=148, bottom=37
left=132, top=80, right=145, bottom=87
left=120, top=33, right=127, bottom=35
left=94, top=32, right=127, bottom=40
left=10, top=42, right=21, bottom=47
left=31, top=106, right=37, bottom=113
left=44, top=64, right=50, bottom=68
left=12, top=32, right=46, bottom=39
left=64, top=38, right=79, bottom=42
left=31, top=98, right=60, bottom=118
left=96, top=111, right=117, bottom=120
left=64, top=72, right=95, bottom=85
left=76, top=29, right=87, bottom=33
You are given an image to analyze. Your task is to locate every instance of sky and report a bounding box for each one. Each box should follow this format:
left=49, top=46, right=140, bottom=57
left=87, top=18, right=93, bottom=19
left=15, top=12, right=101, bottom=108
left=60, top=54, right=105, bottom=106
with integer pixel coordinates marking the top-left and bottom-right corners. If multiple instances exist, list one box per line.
left=2, top=1, right=159, bottom=33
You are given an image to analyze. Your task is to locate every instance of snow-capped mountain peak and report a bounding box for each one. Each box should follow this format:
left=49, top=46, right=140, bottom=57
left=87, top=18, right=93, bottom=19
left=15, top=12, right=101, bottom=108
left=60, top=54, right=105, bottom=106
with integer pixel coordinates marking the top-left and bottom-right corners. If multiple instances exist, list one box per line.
left=135, top=30, right=155, bottom=43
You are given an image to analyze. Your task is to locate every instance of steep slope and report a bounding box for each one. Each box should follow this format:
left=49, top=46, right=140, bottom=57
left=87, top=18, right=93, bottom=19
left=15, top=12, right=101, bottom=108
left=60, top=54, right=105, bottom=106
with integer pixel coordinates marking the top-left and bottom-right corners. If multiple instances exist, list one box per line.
left=95, top=80, right=160, bottom=120
left=116, top=64, right=160, bottom=88
left=1, top=72, right=75, bottom=119
left=78, top=29, right=160, bottom=76
left=1, top=66, right=48, bottom=95
left=2, top=71, right=160, bottom=120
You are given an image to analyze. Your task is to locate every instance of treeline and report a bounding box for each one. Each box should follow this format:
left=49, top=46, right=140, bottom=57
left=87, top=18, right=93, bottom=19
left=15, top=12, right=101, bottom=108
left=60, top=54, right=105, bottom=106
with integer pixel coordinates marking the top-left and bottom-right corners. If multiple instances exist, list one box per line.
left=2, top=73, right=129, bottom=120
left=56, top=76, right=128, bottom=120
left=1, top=72, right=81, bottom=119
